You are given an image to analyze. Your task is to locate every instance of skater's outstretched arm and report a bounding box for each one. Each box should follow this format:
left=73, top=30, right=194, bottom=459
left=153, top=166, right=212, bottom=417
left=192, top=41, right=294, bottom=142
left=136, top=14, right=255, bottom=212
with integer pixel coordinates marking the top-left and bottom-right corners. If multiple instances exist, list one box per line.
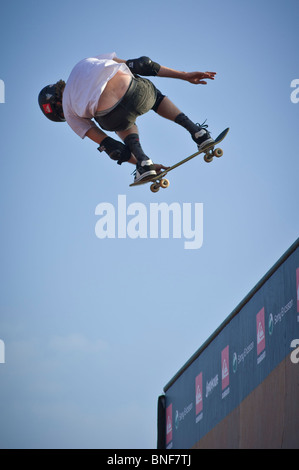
left=157, top=66, right=216, bottom=84
left=114, top=56, right=216, bottom=84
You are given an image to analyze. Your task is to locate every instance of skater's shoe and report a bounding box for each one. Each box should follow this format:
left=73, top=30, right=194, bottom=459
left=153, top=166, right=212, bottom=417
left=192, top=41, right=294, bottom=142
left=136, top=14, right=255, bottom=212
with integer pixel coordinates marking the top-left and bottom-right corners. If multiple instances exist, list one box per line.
left=192, top=121, right=215, bottom=151
left=134, top=159, right=157, bottom=183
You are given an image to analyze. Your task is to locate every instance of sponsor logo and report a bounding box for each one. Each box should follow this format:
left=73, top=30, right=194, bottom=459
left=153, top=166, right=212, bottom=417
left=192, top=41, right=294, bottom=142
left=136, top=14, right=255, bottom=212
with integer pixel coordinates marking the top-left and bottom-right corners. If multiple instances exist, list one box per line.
left=233, top=341, right=254, bottom=373
left=256, top=307, right=266, bottom=364
left=233, top=352, right=238, bottom=373
left=42, top=103, right=53, bottom=114
left=273, top=300, right=294, bottom=325
left=205, top=373, right=219, bottom=398
left=175, top=402, right=193, bottom=430
left=269, top=299, right=294, bottom=335
left=166, top=404, right=172, bottom=446
left=195, top=373, right=203, bottom=423
left=269, top=313, right=274, bottom=335
left=221, top=345, right=230, bottom=398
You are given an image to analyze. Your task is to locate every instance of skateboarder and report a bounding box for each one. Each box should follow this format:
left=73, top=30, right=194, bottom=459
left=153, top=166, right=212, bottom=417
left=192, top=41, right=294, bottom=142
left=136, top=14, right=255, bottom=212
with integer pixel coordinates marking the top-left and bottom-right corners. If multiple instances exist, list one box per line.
left=38, top=53, right=216, bottom=183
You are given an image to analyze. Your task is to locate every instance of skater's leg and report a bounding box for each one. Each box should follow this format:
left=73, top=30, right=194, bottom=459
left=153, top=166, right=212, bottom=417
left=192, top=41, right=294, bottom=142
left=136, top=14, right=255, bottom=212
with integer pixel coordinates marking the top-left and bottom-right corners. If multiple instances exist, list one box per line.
left=117, top=125, right=156, bottom=182
left=155, top=97, right=201, bottom=134
left=155, top=96, right=182, bottom=121
left=117, top=125, right=149, bottom=163
left=155, top=97, right=214, bottom=150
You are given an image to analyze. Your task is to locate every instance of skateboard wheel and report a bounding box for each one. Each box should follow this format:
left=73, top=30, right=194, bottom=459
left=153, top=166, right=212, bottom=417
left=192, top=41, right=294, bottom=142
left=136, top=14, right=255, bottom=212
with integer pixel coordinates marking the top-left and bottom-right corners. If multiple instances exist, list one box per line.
left=214, top=148, right=223, bottom=158
left=204, top=154, right=213, bottom=163
left=160, top=179, right=169, bottom=189
left=150, top=183, right=160, bottom=193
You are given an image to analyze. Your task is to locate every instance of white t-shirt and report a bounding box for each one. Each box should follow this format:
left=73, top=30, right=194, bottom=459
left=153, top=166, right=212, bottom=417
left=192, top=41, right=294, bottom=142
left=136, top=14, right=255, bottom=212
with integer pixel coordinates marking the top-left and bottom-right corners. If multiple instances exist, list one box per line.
left=62, top=52, right=132, bottom=138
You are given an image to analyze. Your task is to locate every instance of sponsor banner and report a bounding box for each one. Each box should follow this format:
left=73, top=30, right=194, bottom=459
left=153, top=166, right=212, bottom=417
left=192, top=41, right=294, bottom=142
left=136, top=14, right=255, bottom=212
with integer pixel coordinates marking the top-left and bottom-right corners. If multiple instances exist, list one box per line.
left=164, top=244, right=299, bottom=449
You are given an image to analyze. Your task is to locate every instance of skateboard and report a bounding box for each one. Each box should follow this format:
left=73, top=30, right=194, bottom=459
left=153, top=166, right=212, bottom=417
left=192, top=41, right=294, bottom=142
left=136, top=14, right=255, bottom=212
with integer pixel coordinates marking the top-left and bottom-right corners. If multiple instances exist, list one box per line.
left=129, top=127, right=229, bottom=192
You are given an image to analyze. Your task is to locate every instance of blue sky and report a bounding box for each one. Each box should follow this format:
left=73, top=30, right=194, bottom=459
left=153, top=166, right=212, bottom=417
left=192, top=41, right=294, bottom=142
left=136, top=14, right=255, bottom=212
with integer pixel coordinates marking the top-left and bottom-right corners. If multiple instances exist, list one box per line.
left=0, top=0, right=298, bottom=448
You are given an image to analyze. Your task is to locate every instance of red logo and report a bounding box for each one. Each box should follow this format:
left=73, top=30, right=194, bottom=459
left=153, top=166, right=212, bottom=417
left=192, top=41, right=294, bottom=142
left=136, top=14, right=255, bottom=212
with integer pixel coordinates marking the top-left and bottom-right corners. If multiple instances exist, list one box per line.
left=42, top=103, right=53, bottom=114
left=256, top=307, right=266, bottom=357
left=221, top=346, right=229, bottom=391
left=166, top=404, right=172, bottom=445
left=195, top=373, right=203, bottom=415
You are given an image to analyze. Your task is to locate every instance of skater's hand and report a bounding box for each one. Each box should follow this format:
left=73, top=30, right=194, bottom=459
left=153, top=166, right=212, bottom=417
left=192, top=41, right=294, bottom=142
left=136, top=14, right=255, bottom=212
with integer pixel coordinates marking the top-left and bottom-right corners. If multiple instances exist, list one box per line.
left=154, top=163, right=170, bottom=174
left=184, top=71, right=216, bottom=85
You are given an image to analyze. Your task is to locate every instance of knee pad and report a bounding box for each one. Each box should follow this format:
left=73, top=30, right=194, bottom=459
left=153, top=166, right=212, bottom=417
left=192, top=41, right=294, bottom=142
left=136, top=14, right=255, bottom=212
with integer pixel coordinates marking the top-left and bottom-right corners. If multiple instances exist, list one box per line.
left=126, top=56, right=161, bottom=76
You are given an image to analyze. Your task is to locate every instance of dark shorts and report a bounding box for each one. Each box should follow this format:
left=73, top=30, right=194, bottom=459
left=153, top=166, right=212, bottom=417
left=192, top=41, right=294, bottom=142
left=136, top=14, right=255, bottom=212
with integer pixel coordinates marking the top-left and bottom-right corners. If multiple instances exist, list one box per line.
left=94, top=76, right=165, bottom=132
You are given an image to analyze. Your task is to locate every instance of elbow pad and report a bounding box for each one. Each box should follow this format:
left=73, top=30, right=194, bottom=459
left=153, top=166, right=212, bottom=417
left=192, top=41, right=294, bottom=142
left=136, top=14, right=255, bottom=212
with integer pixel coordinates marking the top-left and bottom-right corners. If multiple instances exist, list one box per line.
left=126, top=56, right=161, bottom=76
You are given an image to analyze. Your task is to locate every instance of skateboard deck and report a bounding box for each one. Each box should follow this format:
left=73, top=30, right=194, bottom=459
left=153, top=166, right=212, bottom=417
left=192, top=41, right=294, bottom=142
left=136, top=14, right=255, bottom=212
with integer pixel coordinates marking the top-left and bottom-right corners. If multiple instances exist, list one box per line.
left=130, top=127, right=229, bottom=192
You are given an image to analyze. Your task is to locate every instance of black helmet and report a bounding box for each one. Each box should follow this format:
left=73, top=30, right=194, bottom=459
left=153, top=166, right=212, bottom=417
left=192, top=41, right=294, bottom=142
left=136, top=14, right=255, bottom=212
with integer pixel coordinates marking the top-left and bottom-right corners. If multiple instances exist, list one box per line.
left=38, top=82, right=66, bottom=122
